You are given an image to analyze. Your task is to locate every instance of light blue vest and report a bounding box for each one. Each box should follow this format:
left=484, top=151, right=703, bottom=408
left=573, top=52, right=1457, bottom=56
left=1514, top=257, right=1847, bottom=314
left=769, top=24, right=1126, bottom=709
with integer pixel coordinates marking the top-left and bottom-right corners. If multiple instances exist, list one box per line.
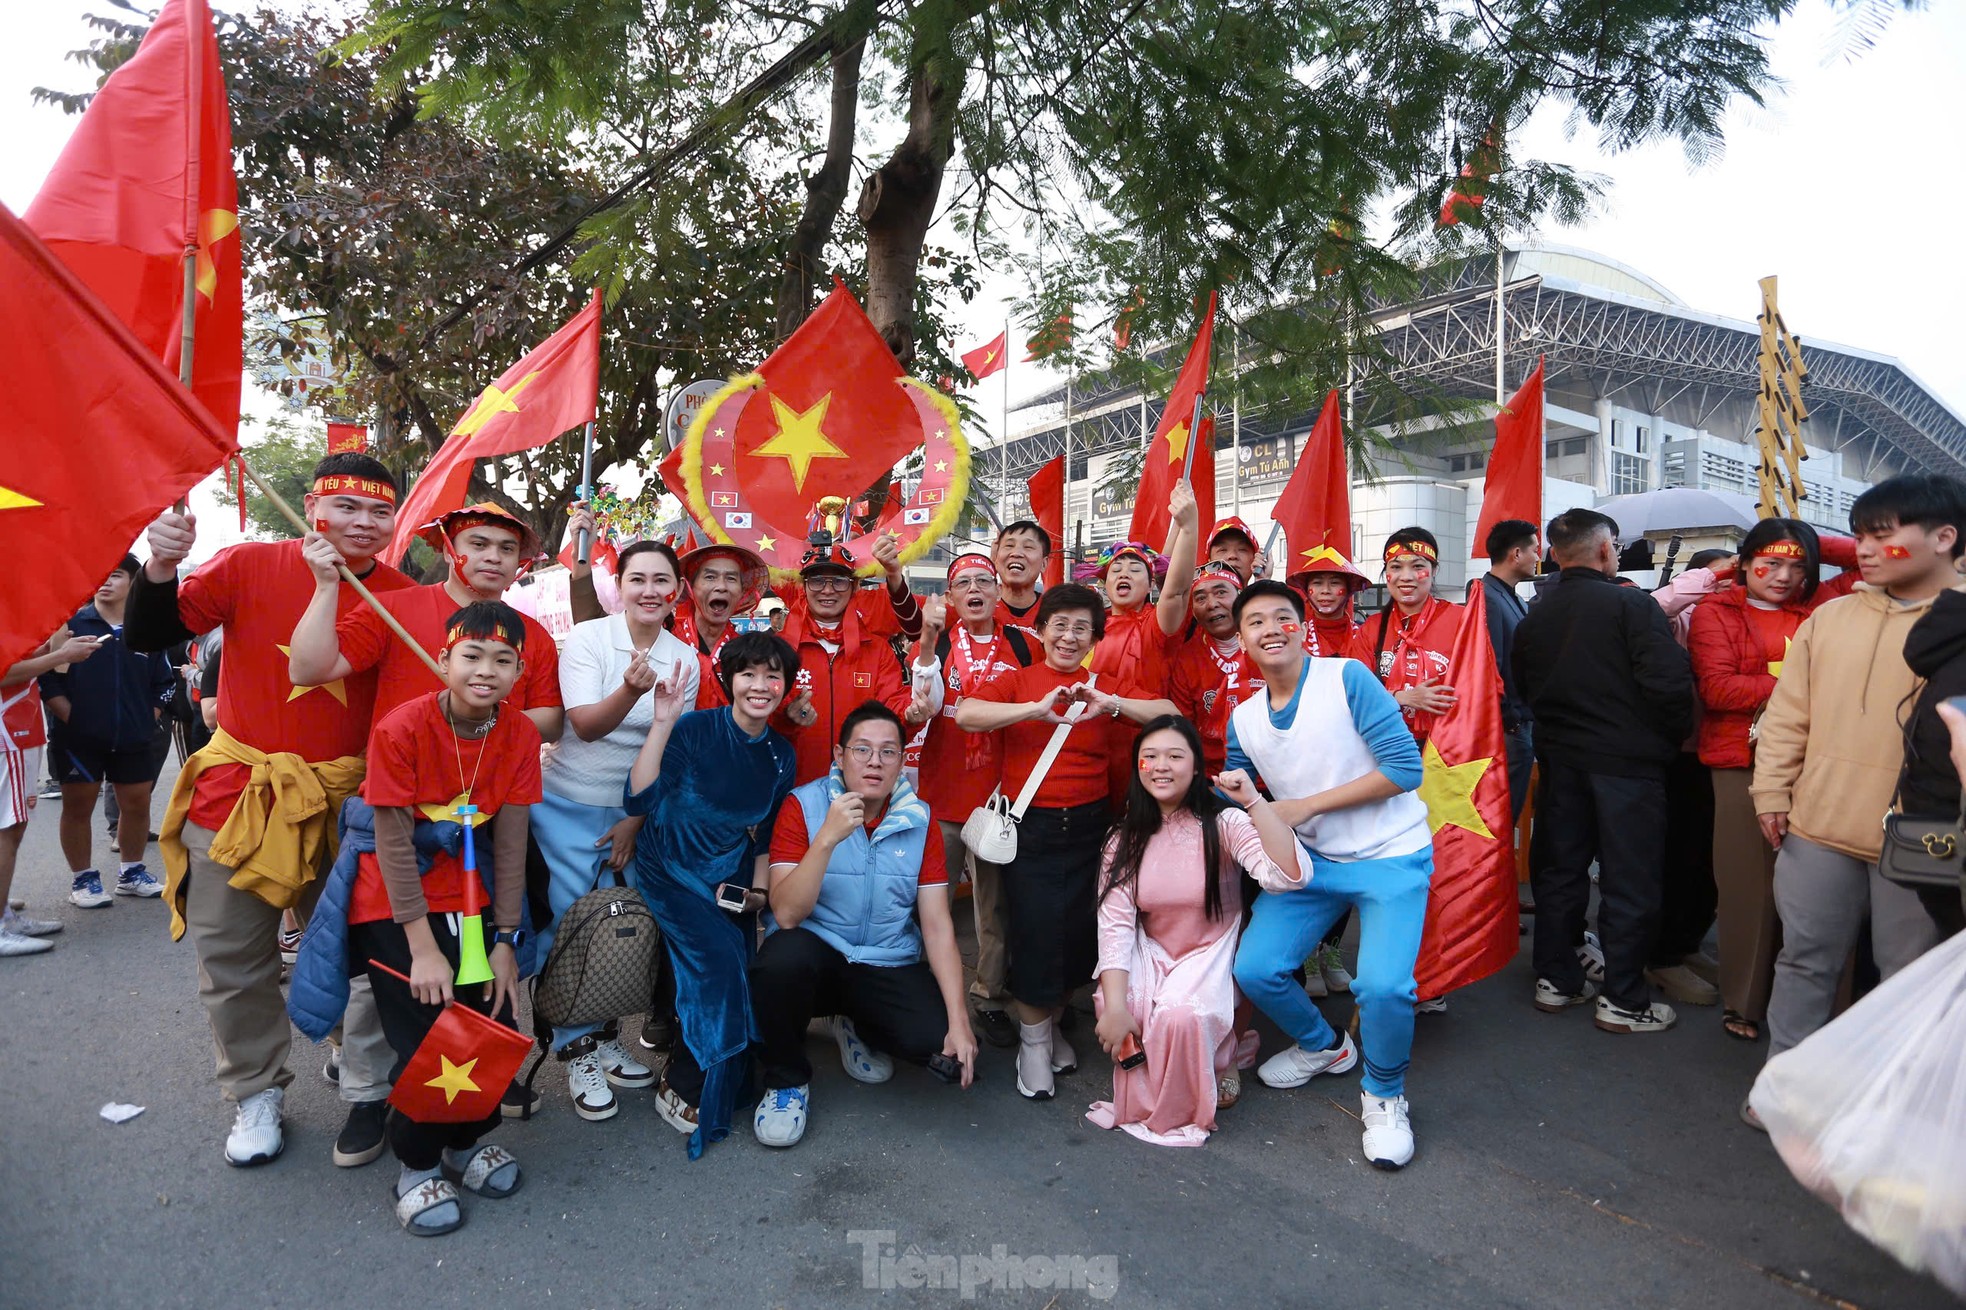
left=765, top=773, right=932, bottom=966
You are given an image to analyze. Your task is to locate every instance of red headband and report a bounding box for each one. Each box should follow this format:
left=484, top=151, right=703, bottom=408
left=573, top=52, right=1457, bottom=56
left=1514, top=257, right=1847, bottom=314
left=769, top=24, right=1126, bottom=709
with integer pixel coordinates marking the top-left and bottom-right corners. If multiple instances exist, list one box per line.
left=312, top=474, right=397, bottom=506
left=947, top=553, right=997, bottom=584
left=1754, top=540, right=1805, bottom=561
left=1384, top=539, right=1437, bottom=564
left=444, top=620, right=525, bottom=654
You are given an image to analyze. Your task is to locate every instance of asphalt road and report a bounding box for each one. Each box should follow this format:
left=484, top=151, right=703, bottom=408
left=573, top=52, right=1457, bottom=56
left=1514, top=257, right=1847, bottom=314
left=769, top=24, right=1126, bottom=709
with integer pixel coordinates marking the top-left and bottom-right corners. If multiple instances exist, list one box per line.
left=0, top=767, right=1955, bottom=1309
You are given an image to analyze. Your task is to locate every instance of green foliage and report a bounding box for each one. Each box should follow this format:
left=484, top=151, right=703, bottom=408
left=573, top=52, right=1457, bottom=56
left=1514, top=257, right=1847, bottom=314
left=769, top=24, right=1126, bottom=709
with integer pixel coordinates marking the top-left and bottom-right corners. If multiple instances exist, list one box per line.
left=209, top=414, right=318, bottom=541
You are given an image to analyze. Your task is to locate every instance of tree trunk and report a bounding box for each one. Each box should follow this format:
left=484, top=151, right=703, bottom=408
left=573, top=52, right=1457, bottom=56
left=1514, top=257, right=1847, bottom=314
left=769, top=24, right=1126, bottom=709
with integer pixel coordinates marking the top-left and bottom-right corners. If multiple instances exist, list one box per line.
left=858, top=51, right=963, bottom=368
left=775, top=38, right=866, bottom=340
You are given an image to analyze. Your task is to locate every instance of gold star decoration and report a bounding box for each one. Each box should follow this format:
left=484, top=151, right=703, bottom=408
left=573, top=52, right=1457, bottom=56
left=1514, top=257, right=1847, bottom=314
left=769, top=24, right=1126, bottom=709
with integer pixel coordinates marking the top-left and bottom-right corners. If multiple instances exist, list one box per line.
left=452, top=372, right=540, bottom=437
left=1418, top=739, right=1494, bottom=839
left=0, top=485, right=43, bottom=510
left=424, top=1054, right=482, bottom=1105
left=274, top=644, right=349, bottom=705
left=755, top=534, right=777, bottom=552
left=417, top=793, right=490, bottom=826
left=709, top=463, right=726, bottom=477
left=752, top=393, right=846, bottom=490
left=933, top=460, right=948, bottom=473
left=1165, top=419, right=1191, bottom=464
left=1768, top=636, right=1791, bottom=678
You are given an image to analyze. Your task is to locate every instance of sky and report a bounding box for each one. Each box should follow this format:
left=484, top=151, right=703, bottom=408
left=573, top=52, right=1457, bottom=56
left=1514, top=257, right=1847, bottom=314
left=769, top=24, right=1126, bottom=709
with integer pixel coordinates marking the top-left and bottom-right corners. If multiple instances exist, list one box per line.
left=4, top=0, right=1962, bottom=546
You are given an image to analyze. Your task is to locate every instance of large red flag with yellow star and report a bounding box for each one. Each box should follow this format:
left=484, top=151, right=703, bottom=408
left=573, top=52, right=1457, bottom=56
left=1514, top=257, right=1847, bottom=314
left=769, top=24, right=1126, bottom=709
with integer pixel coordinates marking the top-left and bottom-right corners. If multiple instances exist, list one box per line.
left=24, top=0, right=241, bottom=441
left=1129, top=294, right=1217, bottom=550
left=387, top=291, right=602, bottom=564
left=1413, top=578, right=1518, bottom=998
left=1270, top=389, right=1362, bottom=579
left=0, top=204, right=237, bottom=674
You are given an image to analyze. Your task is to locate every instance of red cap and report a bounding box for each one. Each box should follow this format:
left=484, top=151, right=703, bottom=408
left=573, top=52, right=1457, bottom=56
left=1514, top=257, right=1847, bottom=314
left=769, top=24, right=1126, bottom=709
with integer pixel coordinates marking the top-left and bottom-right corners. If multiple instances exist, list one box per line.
left=1207, top=516, right=1258, bottom=550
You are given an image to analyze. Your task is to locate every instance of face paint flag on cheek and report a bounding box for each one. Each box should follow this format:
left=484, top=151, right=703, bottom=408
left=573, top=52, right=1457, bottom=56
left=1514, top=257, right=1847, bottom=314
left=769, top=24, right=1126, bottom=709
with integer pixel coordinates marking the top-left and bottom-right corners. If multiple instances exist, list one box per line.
left=1752, top=562, right=1773, bottom=579
left=1883, top=544, right=1913, bottom=560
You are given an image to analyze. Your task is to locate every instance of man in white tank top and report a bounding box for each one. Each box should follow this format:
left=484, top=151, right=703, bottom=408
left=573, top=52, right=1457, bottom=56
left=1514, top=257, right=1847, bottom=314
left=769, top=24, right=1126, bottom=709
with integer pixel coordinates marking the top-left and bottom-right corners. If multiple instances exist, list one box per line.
left=1221, top=581, right=1433, bottom=1170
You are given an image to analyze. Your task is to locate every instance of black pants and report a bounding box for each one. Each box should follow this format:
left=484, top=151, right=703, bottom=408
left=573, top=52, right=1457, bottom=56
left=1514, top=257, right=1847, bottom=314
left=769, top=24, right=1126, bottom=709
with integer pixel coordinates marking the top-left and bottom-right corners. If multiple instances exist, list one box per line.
left=1651, top=752, right=1717, bottom=967
left=1530, top=761, right=1667, bottom=1011
left=1504, top=724, right=1535, bottom=824
left=751, top=926, right=949, bottom=1088
left=999, top=801, right=1107, bottom=1007
left=352, top=915, right=509, bottom=1171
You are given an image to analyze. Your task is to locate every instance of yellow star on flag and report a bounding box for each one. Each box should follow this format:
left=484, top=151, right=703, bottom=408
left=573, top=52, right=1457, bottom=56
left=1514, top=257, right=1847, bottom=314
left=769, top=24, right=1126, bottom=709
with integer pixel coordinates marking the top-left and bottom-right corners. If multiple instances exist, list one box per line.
left=1418, top=740, right=1495, bottom=838
left=418, top=793, right=490, bottom=826
left=755, top=534, right=777, bottom=552
left=1165, top=419, right=1191, bottom=464
left=982, top=347, right=999, bottom=365
left=1769, top=636, right=1791, bottom=678
left=274, top=644, right=348, bottom=705
left=194, top=209, right=238, bottom=302
left=452, top=372, right=541, bottom=437
left=709, top=463, right=726, bottom=477
left=0, top=486, right=43, bottom=510
left=753, top=394, right=846, bottom=491
left=424, top=1054, right=482, bottom=1105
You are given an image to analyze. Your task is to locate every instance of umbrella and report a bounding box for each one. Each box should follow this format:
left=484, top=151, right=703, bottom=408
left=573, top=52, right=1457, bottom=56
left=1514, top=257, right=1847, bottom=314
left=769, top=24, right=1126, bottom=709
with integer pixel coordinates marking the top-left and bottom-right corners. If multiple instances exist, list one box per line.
left=1594, top=488, right=1759, bottom=540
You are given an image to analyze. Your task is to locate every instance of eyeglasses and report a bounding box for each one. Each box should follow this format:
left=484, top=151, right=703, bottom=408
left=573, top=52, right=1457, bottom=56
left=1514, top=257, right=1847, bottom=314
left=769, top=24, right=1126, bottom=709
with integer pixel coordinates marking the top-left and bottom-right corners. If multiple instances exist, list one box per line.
left=805, top=576, right=854, bottom=592
left=1046, top=622, right=1095, bottom=639
left=948, top=575, right=996, bottom=592
left=845, top=744, right=902, bottom=764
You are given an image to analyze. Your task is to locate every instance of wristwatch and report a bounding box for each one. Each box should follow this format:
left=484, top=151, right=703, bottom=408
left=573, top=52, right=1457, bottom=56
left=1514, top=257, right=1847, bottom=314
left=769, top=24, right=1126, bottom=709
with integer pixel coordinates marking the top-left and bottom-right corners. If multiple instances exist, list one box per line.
left=493, top=929, right=523, bottom=947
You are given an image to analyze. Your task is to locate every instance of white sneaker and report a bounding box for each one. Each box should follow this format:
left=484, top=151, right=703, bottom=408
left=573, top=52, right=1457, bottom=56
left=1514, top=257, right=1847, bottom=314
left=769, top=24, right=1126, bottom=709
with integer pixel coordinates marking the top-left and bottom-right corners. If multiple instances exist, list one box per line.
left=0, top=924, right=53, bottom=956
left=1577, top=931, right=1606, bottom=984
left=567, top=1050, right=619, bottom=1121
left=833, top=1016, right=894, bottom=1084
left=1016, top=1021, right=1055, bottom=1100
left=1303, top=966, right=1329, bottom=999
left=224, top=1087, right=285, bottom=1167
left=1533, top=977, right=1598, bottom=1013
left=1256, top=1032, right=1359, bottom=1089
left=2, top=909, right=61, bottom=938
left=68, top=871, right=112, bottom=909
left=753, top=1085, right=810, bottom=1148
left=1319, top=952, right=1355, bottom=995
left=1594, top=996, right=1678, bottom=1035
left=1361, top=1092, right=1415, bottom=1170
left=597, top=1037, right=656, bottom=1089
left=1414, top=997, right=1448, bottom=1015
left=1049, top=1022, right=1078, bottom=1075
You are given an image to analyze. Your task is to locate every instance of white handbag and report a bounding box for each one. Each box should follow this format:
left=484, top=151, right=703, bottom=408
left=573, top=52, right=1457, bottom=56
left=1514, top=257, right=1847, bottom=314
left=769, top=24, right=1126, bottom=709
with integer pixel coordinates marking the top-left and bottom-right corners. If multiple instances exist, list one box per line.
left=960, top=675, right=1097, bottom=863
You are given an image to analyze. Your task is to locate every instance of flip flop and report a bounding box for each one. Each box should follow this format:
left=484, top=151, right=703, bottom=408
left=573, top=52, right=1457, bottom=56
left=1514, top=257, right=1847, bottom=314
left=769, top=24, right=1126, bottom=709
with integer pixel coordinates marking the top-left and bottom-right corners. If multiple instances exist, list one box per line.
left=1721, top=1009, right=1761, bottom=1042
left=395, top=1177, right=464, bottom=1236
left=440, top=1143, right=522, bottom=1199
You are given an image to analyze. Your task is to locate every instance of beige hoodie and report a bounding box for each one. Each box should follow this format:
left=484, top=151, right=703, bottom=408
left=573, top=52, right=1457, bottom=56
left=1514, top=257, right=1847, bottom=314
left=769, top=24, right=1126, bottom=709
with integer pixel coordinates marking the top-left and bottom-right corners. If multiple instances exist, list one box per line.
left=1750, top=581, right=1964, bottom=860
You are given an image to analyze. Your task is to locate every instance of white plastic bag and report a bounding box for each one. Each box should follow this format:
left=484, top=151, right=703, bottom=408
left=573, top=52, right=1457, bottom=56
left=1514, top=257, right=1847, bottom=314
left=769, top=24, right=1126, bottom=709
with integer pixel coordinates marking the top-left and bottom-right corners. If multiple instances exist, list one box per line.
left=1750, top=928, right=1966, bottom=1294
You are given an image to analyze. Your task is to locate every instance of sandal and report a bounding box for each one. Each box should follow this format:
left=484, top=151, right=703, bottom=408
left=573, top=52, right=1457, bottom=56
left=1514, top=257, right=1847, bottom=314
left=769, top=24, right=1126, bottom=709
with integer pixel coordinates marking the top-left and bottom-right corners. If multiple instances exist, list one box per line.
left=1721, top=1010, right=1761, bottom=1042
left=395, top=1176, right=464, bottom=1236
left=1216, top=1070, right=1241, bottom=1110
left=441, top=1143, right=522, bottom=1198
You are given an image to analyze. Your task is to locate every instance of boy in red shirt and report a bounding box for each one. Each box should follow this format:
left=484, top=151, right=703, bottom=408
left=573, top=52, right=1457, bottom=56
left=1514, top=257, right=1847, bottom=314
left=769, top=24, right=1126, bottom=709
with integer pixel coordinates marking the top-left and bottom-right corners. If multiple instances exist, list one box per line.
left=348, top=601, right=541, bottom=1236
left=1351, top=528, right=1462, bottom=745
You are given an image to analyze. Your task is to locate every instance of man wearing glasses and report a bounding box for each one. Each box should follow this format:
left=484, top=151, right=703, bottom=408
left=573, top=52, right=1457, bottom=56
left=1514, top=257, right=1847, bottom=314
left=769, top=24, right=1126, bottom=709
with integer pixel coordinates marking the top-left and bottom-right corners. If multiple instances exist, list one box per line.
left=774, top=534, right=915, bottom=784
left=748, top=702, right=979, bottom=1147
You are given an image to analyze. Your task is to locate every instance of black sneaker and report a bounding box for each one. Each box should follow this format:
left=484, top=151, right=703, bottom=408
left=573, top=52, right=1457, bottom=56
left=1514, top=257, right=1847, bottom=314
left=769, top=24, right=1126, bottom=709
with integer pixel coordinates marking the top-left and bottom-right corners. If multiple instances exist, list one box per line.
left=332, top=1100, right=388, bottom=1168
left=972, top=1007, right=1017, bottom=1050
left=501, top=1080, right=542, bottom=1120
left=637, top=1016, right=674, bottom=1055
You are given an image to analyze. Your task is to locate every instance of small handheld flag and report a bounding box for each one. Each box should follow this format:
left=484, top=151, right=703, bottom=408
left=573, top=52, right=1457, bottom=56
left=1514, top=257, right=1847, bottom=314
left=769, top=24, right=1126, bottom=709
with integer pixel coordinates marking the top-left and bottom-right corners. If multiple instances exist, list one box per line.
left=372, top=959, right=530, bottom=1123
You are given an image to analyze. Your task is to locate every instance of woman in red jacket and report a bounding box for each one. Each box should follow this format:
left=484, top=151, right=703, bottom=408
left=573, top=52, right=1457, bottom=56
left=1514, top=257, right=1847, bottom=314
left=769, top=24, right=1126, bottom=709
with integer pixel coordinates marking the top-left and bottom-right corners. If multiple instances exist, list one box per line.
left=1687, top=520, right=1856, bottom=1041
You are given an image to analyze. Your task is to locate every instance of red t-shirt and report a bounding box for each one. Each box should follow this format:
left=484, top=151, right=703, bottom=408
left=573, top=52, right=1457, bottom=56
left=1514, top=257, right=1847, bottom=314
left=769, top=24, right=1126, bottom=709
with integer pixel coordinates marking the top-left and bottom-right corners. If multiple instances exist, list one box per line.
left=1167, top=634, right=1259, bottom=775
left=336, top=584, right=562, bottom=727
left=914, top=627, right=1031, bottom=824
left=970, top=662, right=1147, bottom=810
left=994, top=596, right=1041, bottom=637
left=1743, top=603, right=1794, bottom=677
left=176, top=540, right=415, bottom=829
left=767, top=796, right=947, bottom=886
left=349, top=694, right=544, bottom=924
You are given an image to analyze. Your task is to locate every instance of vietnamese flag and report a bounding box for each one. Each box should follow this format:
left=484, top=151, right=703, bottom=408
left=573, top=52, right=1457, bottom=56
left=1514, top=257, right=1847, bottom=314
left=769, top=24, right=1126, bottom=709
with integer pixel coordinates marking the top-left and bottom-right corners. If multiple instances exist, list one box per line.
left=0, top=204, right=237, bottom=673
left=1270, top=389, right=1357, bottom=577
left=1468, top=356, right=1546, bottom=559
left=1412, top=578, right=1517, bottom=998
left=25, top=0, right=241, bottom=439
left=961, top=331, right=1008, bottom=382
left=1023, top=313, right=1073, bottom=362
left=326, top=421, right=369, bottom=455
left=1437, top=129, right=1502, bottom=229
left=1128, top=293, right=1217, bottom=550
left=1029, top=454, right=1066, bottom=587
left=385, top=991, right=533, bottom=1124
left=388, top=291, right=603, bottom=564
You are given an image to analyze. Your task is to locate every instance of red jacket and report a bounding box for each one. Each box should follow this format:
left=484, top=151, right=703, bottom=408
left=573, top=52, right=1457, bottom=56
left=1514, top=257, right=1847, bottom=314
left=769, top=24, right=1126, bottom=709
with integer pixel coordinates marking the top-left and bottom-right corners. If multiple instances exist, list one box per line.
left=772, top=606, right=912, bottom=784
left=1685, top=551, right=1860, bottom=769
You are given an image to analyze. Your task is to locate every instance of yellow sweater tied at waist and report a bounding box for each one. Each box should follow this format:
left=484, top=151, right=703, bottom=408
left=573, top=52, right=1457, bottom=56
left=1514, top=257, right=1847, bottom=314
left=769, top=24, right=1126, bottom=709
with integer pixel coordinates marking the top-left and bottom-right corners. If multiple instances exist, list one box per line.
left=159, top=727, right=367, bottom=939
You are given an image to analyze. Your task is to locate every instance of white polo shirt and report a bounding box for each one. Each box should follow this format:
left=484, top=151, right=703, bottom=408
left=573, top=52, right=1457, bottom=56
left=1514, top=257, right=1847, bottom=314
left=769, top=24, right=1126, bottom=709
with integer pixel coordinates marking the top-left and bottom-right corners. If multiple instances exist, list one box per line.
left=540, top=613, right=700, bottom=808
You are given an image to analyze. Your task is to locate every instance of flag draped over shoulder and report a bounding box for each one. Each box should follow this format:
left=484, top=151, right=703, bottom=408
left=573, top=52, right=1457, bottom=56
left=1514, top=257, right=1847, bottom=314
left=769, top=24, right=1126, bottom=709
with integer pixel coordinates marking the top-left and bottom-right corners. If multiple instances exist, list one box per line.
left=24, top=0, right=242, bottom=440
left=1413, top=579, right=1517, bottom=998
left=388, top=290, right=603, bottom=564
left=1269, top=389, right=1357, bottom=577
left=1029, top=454, right=1066, bottom=588
left=1468, top=356, right=1546, bottom=559
left=0, top=205, right=238, bottom=672
left=1129, top=293, right=1217, bottom=550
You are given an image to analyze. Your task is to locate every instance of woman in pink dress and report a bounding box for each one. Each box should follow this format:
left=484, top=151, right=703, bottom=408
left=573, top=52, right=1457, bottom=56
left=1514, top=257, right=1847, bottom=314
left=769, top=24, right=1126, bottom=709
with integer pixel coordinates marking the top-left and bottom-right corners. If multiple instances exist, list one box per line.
left=1087, top=716, right=1309, bottom=1146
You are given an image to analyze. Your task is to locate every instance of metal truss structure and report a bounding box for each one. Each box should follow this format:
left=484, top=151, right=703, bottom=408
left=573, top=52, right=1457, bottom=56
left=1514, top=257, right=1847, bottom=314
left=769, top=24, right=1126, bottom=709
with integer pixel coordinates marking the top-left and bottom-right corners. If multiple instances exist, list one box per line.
left=984, top=250, right=1966, bottom=491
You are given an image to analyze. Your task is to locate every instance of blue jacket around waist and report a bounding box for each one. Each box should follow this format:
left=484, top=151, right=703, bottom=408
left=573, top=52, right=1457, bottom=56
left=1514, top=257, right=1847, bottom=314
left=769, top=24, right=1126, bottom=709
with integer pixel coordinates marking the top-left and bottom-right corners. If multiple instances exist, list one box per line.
left=38, top=605, right=175, bottom=749
left=763, top=769, right=932, bottom=967
left=287, top=798, right=538, bottom=1041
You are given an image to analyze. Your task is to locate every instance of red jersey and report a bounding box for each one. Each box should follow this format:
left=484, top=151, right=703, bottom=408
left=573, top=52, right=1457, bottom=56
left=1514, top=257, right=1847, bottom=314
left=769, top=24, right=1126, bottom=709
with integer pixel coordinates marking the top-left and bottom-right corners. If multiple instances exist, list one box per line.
left=970, top=661, right=1149, bottom=810
left=1305, top=611, right=1359, bottom=660
left=336, top=583, right=562, bottom=727
left=1167, top=634, right=1259, bottom=775
left=773, top=607, right=912, bottom=785
left=767, top=797, right=947, bottom=886
left=2, top=681, right=45, bottom=751
left=994, top=595, right=1041, bottom=638
left=913, top=625, right=1035, bottom=824
left=350, top=694, right=544, bottom=924
left=1091, top=607, right=1175, bottom=801
left=175, top=540, right=414, bottom=829
left=1350, top=598, right=1463, bottom=744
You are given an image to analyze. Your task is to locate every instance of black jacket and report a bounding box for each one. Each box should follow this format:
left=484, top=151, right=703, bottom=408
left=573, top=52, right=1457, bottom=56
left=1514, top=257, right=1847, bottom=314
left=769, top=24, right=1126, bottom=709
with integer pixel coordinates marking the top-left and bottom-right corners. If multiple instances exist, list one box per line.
left=1482, top=571, right=1531, bottom=731
left=1897, top=589, right=1966, bottom=820
left=37, top=605, right=175, bottom=749
left=1512, top=567, right=1694, bottom=777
